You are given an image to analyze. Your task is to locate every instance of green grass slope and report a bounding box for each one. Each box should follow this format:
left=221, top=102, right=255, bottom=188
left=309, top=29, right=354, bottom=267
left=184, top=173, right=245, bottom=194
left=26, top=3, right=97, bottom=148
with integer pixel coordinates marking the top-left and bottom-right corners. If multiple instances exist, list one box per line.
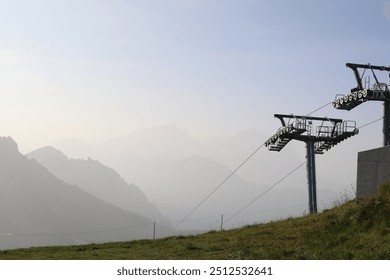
left=1, top=183, right=389, bottom=260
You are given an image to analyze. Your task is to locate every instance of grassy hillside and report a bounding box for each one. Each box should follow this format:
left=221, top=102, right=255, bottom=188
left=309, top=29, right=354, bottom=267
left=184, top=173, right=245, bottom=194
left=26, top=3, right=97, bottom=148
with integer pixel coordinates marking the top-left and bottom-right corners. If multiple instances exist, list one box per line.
left=1, top=183, right=389, bottom=260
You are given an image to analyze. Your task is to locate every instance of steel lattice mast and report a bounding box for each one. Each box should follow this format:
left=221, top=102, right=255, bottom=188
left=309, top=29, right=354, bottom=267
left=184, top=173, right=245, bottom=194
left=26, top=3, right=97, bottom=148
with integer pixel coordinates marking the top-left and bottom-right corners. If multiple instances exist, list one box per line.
left=265, top=114, right=359, bottom=214
left=332, top=63, right=390, bottom=146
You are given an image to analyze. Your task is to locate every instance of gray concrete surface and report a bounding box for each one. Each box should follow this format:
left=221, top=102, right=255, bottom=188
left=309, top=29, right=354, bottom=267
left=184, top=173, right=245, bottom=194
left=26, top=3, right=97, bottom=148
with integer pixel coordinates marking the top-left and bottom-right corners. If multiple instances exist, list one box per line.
left=356, top=146, right=390, bottom=198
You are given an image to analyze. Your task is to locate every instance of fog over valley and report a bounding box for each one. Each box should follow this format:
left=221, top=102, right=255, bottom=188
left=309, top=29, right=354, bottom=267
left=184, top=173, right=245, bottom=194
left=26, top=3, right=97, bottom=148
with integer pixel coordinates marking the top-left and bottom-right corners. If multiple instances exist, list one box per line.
left=0, top=125, right=352, bottom=249
left=0, top=137, right=171, bottom=249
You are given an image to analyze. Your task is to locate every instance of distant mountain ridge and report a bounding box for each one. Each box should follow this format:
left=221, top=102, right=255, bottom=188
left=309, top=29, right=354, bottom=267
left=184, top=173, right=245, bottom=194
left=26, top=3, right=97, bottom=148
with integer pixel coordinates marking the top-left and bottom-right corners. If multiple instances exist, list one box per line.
left=50, top=125, right=304, bottom=186
left=27, top=146, right=170, bottom=226
left=48, top=125, right=344, bottom=230
left=0, top=136, right=165, bottom=250
left=98, top=124, right=203, bottom=160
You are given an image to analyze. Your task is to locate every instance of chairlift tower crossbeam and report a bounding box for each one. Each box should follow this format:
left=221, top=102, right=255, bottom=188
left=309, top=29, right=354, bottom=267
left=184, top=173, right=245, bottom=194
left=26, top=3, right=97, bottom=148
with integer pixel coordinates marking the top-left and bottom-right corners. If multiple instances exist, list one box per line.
left=332, top=63, right=390, bottom=146
left=264, top=114, right=359, bottom=214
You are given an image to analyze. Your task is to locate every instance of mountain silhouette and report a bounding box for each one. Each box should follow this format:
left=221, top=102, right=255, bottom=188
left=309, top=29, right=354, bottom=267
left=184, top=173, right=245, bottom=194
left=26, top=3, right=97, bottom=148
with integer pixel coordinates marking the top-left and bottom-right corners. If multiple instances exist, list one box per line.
left=27, top=146, right=171, bottom=227
left=0, top=137, right=161, bottom=250
left=98, top=124, right=203, bottom=160
left=48, top=125, right=342, bottom=230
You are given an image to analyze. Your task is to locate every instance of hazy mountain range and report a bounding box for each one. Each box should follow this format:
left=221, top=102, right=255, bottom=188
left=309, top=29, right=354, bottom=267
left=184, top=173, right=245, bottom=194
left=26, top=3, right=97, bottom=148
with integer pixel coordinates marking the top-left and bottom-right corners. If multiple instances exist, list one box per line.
left=0, top=124, right=351, bottom=250
left=27, top=146, right=170, bottom=226
left=0, top=137, right=171, bottom=250
left=48, top=125, right=347, bottom=230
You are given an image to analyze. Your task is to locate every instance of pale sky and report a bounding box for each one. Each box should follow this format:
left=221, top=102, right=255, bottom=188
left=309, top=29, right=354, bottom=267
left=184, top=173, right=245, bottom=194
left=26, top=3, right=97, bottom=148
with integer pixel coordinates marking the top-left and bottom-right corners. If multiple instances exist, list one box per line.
left=0, top=0, right=389, bottom=149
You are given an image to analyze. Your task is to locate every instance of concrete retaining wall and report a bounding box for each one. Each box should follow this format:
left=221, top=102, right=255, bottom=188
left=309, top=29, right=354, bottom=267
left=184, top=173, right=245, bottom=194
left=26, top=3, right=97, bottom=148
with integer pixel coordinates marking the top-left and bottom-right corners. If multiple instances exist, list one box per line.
left=356, top=146, right=390, bottom=198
